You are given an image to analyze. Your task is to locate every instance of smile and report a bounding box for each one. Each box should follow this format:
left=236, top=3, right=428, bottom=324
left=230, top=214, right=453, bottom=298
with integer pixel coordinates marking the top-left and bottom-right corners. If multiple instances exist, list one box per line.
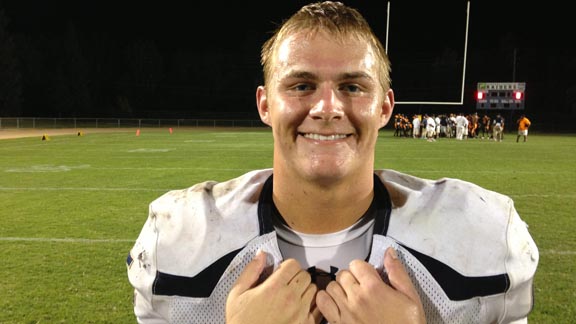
left=302, top=133, right=349, bottom=141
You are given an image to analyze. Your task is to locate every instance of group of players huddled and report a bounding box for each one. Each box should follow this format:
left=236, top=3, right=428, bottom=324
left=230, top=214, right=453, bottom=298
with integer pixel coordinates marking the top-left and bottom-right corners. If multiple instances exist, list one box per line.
left=393, top=113, right=507, bottom=141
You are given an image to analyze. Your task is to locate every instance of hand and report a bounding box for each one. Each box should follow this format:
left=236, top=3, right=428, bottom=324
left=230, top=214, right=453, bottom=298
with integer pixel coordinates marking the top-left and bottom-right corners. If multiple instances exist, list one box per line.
left=316, top=247, right=426, bottom=324
left=226, top=251, right=322, bottom=324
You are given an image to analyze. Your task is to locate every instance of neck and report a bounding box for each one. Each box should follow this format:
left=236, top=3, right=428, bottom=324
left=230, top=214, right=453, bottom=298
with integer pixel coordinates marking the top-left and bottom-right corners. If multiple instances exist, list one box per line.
left=272, top=170, right=374, bottom=234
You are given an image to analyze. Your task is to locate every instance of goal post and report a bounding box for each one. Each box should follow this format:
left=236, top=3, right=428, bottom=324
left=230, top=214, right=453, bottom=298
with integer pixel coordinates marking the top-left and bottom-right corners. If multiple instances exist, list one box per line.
left=385, top=1, right=471, bottom=106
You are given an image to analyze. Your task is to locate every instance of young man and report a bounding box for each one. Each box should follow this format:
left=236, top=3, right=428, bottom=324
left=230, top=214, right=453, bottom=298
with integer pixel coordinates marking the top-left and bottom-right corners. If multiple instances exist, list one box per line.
left=127, top=2, right=538, bottom=323
left=516, top=114, right=532, bottom=142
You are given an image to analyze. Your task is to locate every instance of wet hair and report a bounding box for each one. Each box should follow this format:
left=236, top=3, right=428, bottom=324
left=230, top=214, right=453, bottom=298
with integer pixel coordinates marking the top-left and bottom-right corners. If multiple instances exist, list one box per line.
left=260, top=1, right=391, bottom=94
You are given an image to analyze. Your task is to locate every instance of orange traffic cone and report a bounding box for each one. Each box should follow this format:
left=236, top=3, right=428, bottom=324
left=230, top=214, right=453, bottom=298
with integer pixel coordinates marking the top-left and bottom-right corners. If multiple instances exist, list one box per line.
left=136, top=129, right=140, bottom=136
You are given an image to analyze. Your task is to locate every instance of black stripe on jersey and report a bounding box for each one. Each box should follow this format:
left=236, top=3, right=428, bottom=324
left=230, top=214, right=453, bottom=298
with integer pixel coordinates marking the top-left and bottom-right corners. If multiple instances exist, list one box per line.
left=372, top=174, right=392, bottom=236
left=259, top=173, right=392, bottom=236
left=402, top=245, right=510, bottom=301
left=152, top=248, right=242, bottom=297
left=258, top=174, right=275, bottom=234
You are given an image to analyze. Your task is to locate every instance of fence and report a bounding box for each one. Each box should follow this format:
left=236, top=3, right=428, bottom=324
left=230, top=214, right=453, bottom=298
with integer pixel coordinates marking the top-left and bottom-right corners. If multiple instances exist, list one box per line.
left=0, top=118, right=268, bottom=129
left=0, top=117, right=572, bottom=133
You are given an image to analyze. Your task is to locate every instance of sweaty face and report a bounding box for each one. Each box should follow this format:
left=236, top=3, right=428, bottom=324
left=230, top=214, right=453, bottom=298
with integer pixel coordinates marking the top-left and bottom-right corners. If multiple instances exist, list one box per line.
left=257, top=31, right=393, bottom=184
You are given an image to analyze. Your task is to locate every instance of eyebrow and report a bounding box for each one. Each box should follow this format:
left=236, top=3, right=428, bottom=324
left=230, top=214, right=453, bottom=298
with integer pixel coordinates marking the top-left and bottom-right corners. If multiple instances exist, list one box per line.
left=284, top=70, right=374, bottom=82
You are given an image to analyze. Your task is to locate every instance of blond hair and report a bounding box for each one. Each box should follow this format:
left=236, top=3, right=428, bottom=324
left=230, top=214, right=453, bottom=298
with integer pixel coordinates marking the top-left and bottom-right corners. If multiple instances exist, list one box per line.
left=260, top=1, right=391, bottom=93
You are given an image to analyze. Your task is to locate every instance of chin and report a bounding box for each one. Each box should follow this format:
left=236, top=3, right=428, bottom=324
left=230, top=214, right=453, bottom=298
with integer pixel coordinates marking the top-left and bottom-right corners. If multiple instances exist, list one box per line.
left=304, top=164, right=349, bottom=182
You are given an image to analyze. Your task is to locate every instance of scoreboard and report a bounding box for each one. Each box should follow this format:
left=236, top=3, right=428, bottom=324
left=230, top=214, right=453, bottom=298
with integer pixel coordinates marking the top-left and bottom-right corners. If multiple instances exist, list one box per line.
left=476, top=82, right=525, bottom=110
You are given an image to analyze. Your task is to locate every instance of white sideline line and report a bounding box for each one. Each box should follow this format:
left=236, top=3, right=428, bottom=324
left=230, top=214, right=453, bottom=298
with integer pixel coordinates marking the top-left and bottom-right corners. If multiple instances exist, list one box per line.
left=0, top=187, right=574, bottom=199
left=92, top=167, right=250, bottom=171
left=0, top=237, right=574, bottom=256
left=511, top=194, right=576, bottom=198
left=0, top=237, right=134, bottom=243
left=401, top=169, right=574, bottom=175
left=0, top=187, right=169, bottom=191
left=542, top=250, right=576, bottom=255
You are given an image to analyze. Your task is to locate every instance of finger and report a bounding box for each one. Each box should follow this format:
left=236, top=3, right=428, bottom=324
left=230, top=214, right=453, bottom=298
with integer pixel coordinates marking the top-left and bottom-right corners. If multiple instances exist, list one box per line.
left=272, top=258, right=304, bottom=285
left=302, top=283, right=319, bottom=322
left=228, top=250, right=267, bottom=299
left=384, top=247, right=421, bottom=302
left=335, top=269, right=358, bottom=294
left=315, top=289, right=340, bottom=324
left=310, top=304, right=324, bottom=324
left=348, top=259, right=381, bottom=285
left=288, top=269, right=313, bottom=295
left=302, top=282, right=318, bottom=304
left=325, top=279, right=347, bottom=302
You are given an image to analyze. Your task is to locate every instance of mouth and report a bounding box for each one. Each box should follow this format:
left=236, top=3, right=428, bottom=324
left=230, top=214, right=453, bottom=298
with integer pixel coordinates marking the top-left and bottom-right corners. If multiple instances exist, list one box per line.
left=300, top=133, right=350, bottom=141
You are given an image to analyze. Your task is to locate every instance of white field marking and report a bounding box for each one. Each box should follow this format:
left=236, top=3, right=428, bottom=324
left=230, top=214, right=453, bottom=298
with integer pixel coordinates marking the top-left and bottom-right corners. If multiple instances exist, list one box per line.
left=510, top=194, right=576, bottom=198
left=541, top=250, right=576, bottom=255
left=184, top=139, right=216, bottom=143
left=5, top=187, right=570, bottom=198
left=127, top=148, right=173, bottom=152
left=214, top=132, right=270, bottom=136
left=0, top=237, right=134, bottom=243
left=0, top=187, right=170, bottom=191
left=400, top=170, right=573, bottom=175
left=3, top=166, right=252, bottom=173
left=91, top=167, right=251, bottom=171
left=5, top=164, right=91, bottom=172
left=0, top=237, right=574, bottom=256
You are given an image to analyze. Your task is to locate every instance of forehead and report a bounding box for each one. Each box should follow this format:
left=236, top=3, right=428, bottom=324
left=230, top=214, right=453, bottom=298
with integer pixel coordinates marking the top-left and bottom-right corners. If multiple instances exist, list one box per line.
left=274, top=30, right=377, bottom=75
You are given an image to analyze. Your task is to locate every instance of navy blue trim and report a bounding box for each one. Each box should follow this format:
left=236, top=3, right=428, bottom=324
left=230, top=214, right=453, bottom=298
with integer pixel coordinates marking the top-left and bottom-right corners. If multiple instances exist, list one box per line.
left=258, top=174, right=275, bottom=235
left=153, top=248, right=242, bottom=297
left=372, top=174, right=392, bottom=236
left=402, top=245, right=510, bottom=301
left=153, top=174, right=274, bottom=298
left=262, top=173, right=391, bottom=235
left=363, top=174, right=392, bottom=264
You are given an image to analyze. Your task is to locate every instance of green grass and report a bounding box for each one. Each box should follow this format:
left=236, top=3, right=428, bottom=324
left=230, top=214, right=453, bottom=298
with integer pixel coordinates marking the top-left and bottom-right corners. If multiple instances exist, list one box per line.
left=0, top=128, right=574, bottom=323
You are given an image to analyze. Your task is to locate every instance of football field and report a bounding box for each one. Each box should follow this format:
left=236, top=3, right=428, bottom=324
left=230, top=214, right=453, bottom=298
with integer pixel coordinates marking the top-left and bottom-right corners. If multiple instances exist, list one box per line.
left=0, top=127, right=574, bottom=323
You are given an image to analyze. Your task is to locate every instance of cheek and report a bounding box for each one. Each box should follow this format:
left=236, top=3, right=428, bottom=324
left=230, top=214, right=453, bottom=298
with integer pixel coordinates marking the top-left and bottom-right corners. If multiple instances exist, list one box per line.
left=350, top=102, right=383, bottom=125
left=271, top=98, right=308, bottom=126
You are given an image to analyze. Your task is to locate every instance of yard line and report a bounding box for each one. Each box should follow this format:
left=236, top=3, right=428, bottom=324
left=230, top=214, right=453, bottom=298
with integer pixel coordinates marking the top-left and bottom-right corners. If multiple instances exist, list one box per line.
left=0, top=237, right=134, bottom=243
left=0, top=237, right=574, bottom=256
left=0, top=187, right=574, bottom=199
left=400, top=170, right=573, bottom=175
left=542, top=250, right=576, bottom=255
left=0, top=187, right=170, bottom=191
left=92, top=167, right=251, bottom=171
left=510, top=194, right=576, bottom=198
left=3, top=166, right=253, bottom=171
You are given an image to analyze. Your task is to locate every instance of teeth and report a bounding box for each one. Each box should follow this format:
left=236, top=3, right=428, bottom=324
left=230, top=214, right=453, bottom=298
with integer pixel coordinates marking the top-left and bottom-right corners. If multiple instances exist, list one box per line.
left=303, top=133, right=347, bottom=141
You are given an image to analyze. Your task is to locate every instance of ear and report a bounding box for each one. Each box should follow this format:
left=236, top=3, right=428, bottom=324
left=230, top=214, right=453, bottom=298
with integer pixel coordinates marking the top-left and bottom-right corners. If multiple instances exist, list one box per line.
left=256, top=86, right=272, bottom=127
left=379, top=89, right=395, bottom=128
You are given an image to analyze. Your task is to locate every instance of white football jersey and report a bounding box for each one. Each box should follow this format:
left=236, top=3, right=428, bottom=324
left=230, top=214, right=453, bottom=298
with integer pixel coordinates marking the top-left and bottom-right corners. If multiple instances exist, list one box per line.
left=127, top=168, right=538, bottom=323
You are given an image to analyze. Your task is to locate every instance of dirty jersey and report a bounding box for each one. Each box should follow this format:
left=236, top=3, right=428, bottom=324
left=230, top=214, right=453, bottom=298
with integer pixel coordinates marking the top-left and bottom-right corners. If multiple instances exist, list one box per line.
left=126, top=169, right=539, bottom=323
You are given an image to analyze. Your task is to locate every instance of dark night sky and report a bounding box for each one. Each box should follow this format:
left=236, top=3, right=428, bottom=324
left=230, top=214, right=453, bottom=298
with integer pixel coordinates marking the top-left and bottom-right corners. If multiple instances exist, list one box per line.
left=4, top=1, right=568, bottom=49
left=1, top=0, right=574, bottom=122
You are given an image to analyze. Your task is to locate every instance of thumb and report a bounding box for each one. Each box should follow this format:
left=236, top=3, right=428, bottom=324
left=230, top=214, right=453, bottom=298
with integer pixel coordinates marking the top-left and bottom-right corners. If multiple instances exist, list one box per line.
left=229, top=250, right=268, bottom=298
left=383, top=247, right=421, bottom=302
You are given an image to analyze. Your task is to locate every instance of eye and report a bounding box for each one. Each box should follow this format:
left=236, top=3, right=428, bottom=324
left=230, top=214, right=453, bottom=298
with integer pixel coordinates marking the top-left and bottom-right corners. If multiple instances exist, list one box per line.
left=340, top=83, right=362, bottom=93
left=293, top=83, right=316, bottom=92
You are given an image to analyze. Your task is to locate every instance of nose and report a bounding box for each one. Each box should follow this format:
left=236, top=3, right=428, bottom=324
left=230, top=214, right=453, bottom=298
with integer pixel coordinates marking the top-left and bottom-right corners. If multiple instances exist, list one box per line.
left=309, top=87, right=344, bottom=121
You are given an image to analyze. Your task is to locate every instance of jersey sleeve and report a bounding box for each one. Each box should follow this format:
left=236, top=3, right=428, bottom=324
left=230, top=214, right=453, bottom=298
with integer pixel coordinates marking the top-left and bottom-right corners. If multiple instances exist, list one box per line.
left=499, top=199, right=539, bottom=322
left=126, top=203, right=169, bottom=323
